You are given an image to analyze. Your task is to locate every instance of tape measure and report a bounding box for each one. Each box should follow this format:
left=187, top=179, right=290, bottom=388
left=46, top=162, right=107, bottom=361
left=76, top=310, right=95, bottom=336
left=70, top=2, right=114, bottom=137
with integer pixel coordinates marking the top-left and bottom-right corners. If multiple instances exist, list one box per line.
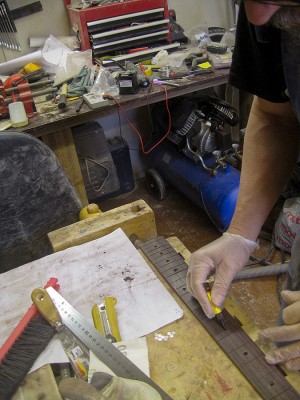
left=137, top=236, right=300, bottom=400
left=46, top=287, right=173, bottom=400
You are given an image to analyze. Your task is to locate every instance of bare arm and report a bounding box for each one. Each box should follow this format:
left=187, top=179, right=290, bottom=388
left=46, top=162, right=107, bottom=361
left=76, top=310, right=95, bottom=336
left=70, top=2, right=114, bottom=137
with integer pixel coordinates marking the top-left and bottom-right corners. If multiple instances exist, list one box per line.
left=187, top=97, right=300, bottom=313
left=229, top=96, right=300, bottom=241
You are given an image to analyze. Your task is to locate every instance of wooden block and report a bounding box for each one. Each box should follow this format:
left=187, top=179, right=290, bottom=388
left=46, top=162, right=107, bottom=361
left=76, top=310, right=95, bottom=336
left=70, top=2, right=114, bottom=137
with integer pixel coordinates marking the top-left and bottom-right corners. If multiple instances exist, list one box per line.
left=48, top=199, right=157, bottom=252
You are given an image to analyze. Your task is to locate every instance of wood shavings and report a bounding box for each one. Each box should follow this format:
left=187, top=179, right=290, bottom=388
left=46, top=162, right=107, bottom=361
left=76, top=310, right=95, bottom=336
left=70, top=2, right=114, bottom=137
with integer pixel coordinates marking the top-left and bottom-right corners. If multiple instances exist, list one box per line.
left=154, top=331, right=176, bottom=342
left=39, top=103, right=59, bottom=114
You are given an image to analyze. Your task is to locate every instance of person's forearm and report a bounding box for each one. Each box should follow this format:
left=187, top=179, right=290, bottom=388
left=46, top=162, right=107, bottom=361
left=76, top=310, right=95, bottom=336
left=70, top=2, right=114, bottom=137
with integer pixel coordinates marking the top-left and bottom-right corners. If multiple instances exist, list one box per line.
left=228, top=96, right=300, bottom=241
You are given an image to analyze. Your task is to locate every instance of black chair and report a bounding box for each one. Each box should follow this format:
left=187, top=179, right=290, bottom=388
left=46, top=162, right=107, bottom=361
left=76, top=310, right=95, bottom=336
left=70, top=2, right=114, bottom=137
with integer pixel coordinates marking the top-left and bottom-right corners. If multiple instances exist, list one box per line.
left=0, top=131, right=83, bottom=272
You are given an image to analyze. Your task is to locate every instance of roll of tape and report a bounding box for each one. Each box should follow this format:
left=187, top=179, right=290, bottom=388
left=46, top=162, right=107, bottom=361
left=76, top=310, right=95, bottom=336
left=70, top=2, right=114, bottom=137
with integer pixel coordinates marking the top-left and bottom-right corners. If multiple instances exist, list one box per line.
left=158, top=66, right=171, bottom=79
left=8, top=102, right=28, bottom=128
left=142, top=65, right=152, bottom=77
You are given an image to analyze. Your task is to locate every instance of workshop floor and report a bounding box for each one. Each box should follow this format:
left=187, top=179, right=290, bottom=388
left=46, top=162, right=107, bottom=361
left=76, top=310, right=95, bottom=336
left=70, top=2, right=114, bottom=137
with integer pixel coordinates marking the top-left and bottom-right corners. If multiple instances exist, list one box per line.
left=100, top=178, right=287, bottom=331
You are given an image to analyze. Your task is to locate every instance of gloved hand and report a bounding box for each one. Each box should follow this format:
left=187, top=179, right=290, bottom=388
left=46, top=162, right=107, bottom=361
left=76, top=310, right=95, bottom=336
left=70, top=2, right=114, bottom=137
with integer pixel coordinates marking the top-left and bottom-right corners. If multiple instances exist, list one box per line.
left=258, top=290, right=300, bottom=371
left=58, top=372, right=162, bottom=400
left=186, top=232, right=259, bottom=318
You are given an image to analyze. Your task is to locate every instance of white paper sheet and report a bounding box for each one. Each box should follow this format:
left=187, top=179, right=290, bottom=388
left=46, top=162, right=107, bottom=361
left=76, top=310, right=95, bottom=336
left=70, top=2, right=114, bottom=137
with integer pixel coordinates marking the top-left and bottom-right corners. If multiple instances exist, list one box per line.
left=0, top=35, right=93, bottom=82
left=0, top=229, right=183, bottom=350
left=0, top=50, right=44, bottom=75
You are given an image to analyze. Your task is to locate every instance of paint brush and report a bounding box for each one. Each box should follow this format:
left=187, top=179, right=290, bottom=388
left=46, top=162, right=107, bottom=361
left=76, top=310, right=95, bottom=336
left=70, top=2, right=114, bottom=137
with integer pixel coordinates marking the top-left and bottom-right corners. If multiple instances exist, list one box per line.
left=0, top=278, right=60, bottom=400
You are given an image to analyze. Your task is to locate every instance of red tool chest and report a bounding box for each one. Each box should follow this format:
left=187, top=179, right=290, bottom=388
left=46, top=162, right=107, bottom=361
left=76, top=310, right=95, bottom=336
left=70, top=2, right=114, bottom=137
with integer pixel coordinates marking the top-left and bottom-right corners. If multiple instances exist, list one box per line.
left=65, top=0, right=172, bottom=60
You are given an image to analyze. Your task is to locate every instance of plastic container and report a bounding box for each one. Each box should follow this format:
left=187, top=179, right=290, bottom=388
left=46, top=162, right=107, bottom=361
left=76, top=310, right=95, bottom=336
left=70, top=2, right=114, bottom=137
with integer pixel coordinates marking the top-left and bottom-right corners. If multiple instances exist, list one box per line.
left=8, top=102, right=28, bottom=127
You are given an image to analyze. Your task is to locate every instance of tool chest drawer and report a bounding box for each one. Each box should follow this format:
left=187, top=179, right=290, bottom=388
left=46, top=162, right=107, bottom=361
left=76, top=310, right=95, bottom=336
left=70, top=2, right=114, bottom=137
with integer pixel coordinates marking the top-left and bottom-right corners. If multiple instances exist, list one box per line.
left=66, top=0, right=171, bottom=58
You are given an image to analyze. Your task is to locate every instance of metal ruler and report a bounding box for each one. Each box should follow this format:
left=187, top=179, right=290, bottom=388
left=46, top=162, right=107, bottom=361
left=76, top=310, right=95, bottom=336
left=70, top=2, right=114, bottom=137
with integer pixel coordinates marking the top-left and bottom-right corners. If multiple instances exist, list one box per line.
left=137, top=236, right=300, bottom=400
left=46, top=287, right=173, bottom=400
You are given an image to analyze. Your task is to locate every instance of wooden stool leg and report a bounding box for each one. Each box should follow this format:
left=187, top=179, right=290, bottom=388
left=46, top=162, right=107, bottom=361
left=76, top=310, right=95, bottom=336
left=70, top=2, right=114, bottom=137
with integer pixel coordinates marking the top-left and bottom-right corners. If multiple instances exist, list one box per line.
left=42, top=128, right=88, bottom=206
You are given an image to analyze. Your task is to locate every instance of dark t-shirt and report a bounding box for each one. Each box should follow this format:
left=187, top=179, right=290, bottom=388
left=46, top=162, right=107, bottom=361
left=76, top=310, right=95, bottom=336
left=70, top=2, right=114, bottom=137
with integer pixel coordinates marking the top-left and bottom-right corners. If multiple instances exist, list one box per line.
left=229, top=4, right=300, bottom=290
left=229, top=3, right=288, bottom=103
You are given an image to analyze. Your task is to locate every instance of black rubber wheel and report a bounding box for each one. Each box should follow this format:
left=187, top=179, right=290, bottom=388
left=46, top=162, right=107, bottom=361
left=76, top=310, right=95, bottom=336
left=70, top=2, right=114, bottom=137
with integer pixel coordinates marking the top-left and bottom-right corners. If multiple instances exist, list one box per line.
left=145, top=168, right=167, bottom=201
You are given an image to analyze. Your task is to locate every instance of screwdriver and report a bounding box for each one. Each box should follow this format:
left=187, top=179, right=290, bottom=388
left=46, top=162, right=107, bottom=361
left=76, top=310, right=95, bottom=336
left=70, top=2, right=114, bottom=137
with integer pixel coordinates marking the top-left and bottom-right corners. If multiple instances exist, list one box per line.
left=204, top=283, right=227, bottom=330
left=58, top=83, right=68, bottom=110
left=152, top=79, right=180, bottom=87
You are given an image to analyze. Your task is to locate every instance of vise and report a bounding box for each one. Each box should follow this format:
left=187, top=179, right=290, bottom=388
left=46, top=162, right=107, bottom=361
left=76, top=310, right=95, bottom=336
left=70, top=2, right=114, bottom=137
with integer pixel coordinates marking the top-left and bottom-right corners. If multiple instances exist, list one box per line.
left=0, top=79, right=56, bottom=119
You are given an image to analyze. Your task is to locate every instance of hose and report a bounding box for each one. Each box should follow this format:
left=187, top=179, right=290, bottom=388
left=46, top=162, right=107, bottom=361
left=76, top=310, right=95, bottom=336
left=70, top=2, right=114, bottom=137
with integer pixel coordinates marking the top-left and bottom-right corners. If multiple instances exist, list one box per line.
left=233, top=263, right=288, bottom=281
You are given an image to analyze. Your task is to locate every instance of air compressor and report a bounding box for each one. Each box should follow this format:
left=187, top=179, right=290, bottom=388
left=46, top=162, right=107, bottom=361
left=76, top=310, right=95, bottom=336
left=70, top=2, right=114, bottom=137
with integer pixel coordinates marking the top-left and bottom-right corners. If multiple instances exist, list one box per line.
left=144, top=95, right=242, bottom=232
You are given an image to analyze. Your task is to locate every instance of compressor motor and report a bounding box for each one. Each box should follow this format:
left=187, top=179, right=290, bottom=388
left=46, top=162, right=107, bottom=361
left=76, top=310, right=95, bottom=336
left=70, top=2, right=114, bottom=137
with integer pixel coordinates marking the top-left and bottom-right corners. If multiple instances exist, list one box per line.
left=151, top=94, right=241, bottom=174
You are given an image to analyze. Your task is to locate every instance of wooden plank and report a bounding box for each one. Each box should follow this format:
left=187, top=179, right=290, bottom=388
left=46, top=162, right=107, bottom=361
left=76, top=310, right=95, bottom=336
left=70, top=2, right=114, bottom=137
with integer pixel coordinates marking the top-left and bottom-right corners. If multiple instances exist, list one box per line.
left=42, top=128, right=89, bottom=206
left=48, top=199, right=157, bottom=252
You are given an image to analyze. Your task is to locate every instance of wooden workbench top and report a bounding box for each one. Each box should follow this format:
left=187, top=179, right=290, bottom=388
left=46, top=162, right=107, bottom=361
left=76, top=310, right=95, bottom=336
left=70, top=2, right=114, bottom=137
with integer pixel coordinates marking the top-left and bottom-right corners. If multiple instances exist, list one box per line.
left=47, top=203, right=299, bottom=399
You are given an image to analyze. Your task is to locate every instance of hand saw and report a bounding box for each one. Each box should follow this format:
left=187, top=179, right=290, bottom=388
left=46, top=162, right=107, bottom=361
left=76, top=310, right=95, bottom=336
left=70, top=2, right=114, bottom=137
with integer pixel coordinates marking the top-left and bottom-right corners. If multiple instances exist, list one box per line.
left=33, top=286, right=173, bottom=400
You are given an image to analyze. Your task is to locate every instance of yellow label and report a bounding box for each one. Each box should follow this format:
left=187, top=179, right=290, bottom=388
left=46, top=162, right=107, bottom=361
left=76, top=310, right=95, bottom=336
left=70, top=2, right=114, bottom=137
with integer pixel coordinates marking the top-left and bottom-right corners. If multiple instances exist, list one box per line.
left=198, top=61, right=212, bottom=69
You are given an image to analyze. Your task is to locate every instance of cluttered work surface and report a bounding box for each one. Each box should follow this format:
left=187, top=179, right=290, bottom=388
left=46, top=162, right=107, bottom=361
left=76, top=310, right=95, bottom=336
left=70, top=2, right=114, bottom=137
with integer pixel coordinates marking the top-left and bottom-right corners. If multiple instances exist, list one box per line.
left=0, top=30, right=230, bottom=207
left=1, top=219, right=300, bottom=400
left=0, top=27, right=231, bottom=140
left=15, top=67, right=230, bottom=139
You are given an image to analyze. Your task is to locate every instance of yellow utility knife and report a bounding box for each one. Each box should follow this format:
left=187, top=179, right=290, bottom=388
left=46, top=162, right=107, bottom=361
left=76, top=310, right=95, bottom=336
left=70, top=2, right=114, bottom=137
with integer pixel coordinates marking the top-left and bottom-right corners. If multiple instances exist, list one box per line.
left=92, top=296, right=121, bottom=343
left=204, top=283, right=227, bottom=330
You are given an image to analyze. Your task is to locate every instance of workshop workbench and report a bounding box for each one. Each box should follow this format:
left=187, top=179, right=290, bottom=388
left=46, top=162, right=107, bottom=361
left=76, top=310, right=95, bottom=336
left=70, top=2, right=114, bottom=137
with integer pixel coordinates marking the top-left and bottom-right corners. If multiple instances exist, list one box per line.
left=42, top=201, right=300, bottom=399
left=12, top=233, right=300, bottom=400
left=13, top=69, right=230, bottom=206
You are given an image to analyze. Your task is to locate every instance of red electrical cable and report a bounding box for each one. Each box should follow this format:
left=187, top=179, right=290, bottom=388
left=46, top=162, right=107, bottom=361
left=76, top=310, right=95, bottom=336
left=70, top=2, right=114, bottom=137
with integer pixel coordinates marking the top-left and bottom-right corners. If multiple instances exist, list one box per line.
left=106, top=84, right=172, bottom=154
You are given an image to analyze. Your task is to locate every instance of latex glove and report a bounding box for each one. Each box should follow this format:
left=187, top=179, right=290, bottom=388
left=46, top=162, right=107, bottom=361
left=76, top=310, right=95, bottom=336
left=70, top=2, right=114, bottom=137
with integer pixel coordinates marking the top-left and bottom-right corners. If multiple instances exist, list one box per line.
left=58, top=372, right=162, bottom=400
left=258, top=290, right=300, bottom=371
left=187, top=232, right=259, bottom=318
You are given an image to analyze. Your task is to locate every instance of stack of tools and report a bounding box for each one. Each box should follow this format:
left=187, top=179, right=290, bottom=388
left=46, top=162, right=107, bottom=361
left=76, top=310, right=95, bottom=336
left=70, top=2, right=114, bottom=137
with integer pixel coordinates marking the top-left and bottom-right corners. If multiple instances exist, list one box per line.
left=1, top=283, right=173, bottom=400
left=35, top=286, right=173, bottom=400
left=0, top=69, right=56, bottom=118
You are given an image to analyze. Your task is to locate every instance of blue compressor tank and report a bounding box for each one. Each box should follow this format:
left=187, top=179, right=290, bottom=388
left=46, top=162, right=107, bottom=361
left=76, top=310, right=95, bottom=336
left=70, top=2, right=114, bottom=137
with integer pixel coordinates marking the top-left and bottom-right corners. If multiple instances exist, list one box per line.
left=145, top=140, right=240, bottom=232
